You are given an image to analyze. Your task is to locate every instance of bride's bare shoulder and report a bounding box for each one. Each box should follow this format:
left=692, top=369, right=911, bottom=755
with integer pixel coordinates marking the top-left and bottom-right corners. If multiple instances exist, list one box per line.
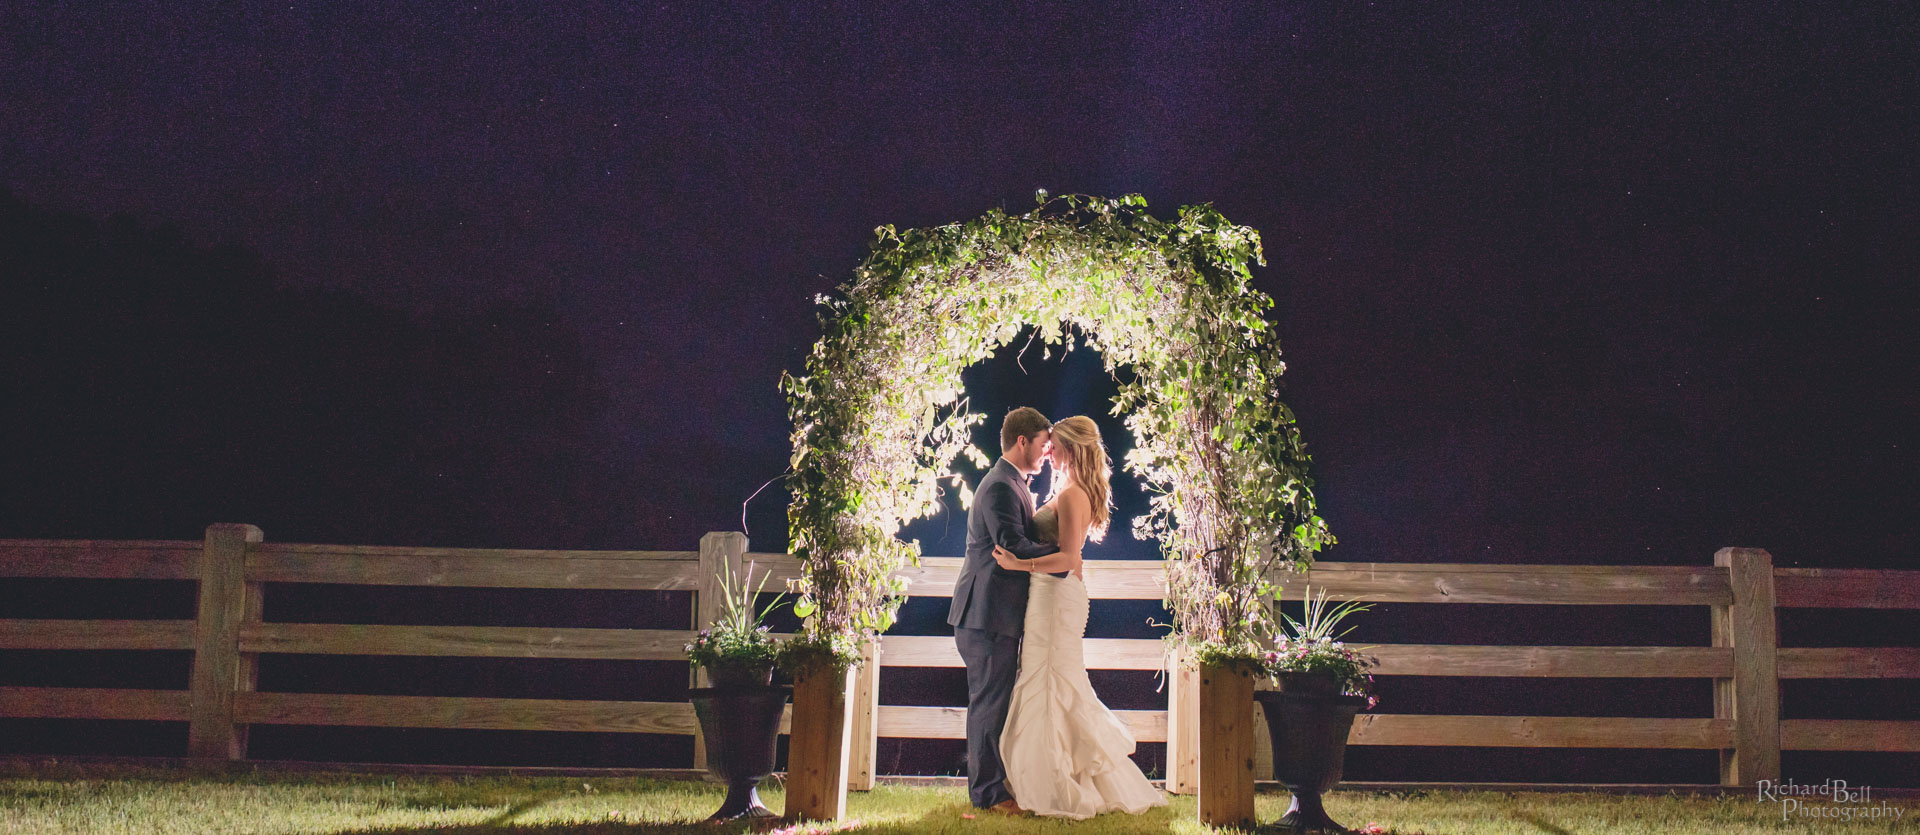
left=1056, top=483, right=1093, bottom=517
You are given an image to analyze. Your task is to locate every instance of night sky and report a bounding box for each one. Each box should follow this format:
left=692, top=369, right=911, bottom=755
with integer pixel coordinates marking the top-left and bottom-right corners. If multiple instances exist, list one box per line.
left=4, top=4, right=1917, bottom=780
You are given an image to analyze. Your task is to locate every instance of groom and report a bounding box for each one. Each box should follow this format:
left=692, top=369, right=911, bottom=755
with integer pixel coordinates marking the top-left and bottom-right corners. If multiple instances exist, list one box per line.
left=947, top=406, right=1058, bottom=814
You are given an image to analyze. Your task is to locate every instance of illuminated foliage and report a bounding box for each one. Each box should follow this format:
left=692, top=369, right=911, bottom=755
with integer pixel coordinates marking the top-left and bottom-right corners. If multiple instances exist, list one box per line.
left=783, top=193, right=1333, bottom=667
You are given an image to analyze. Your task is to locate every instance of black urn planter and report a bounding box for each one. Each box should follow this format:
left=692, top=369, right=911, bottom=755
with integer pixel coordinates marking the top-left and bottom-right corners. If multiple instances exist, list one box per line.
left=706, top=661, right=776, bottom=689
left=689, top=683, right=791, bottom=821
left=1254, top=690, right=1369, bottom=834
left=1274, top=670, right=1342, bottom=698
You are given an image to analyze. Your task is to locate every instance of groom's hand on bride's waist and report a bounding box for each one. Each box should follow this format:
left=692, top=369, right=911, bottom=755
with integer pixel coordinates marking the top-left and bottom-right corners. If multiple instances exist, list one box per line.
left=991, top=544, right=1022, bottom=570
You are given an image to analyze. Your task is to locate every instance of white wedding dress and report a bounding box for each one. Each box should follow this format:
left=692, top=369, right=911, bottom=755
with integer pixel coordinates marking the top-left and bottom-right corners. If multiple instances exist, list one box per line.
left=999, top=504, right=1167, bottom=819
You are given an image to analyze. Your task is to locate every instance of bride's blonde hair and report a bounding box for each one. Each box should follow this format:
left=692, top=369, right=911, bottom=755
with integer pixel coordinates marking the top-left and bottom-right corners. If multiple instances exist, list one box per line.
left=1047, top=416, right=1111, bottom=541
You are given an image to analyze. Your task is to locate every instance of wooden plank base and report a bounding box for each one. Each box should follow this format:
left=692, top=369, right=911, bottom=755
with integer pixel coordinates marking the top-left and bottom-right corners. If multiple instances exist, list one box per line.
left=1197, top=664, right=1256, bottom=828
left=785, top=665, right=854, bottom=821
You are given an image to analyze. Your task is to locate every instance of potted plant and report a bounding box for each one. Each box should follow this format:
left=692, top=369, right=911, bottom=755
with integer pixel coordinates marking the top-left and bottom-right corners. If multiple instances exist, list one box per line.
left=688, top=561, right=784, bottom=688
left=1255, top=585, right=1378, bottom=834
left=686, top=561, right=789, bottom=821
left=1266, top=586, right=1379, bottom=704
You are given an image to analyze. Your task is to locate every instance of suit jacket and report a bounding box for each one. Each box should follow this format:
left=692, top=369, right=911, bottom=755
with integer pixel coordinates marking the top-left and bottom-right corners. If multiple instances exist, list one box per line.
left=947, top=457, right=1060, bottom=636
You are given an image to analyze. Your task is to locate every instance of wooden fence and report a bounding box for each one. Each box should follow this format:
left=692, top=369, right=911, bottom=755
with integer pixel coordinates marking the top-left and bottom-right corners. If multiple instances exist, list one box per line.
left=3, top=524, right=1917, bottom=789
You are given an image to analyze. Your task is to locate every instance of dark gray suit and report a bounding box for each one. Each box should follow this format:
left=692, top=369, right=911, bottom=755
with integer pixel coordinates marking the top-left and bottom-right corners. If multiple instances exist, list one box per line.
left=946, top=457, right=1058, bottom=808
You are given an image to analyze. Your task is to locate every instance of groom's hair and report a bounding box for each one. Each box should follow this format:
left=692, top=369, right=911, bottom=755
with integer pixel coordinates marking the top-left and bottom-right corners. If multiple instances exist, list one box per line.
left=1000, top=407, right=1052, bottom=453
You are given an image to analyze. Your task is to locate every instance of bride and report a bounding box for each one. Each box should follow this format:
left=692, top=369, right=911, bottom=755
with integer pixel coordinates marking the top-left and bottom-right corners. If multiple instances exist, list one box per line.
left=990, top=415, right=1168, bottom=819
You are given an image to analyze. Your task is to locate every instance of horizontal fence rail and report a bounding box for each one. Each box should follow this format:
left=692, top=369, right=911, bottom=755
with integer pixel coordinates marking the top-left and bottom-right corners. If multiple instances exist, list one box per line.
left=3, top=527, right=1918, bottom=791
left=248, top=543, right=703, bottom=589
left=0, top=540, right=200, bottom=579
left=235, top=624, right=698, bottom=660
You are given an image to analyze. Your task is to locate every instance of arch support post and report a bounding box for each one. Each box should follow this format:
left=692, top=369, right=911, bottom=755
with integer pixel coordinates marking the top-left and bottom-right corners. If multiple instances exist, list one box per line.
left=786, top=662, right=855, bottom=821
left=1197, top=662, right=1256, bottom=828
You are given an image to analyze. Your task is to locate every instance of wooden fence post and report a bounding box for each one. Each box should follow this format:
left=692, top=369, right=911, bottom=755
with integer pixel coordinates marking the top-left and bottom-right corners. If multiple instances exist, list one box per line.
left=1251, top=676, right=1275, bottom=781
left=1164, top=648, right=1200, bottom=794
left=847, top=638, right=881, bottom=791
left=187, top=523, right=263, bottom=763
left=693, top=531, right=747, bottom=773
left=1712, top=547, right=1781, bottom=787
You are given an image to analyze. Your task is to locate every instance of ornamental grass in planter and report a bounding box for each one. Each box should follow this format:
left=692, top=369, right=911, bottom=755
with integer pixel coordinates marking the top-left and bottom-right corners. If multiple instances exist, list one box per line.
left=686, top=562, right=788, bottom=821
left=686, top=561, right=785, bottom=687
left=1256, top=585, right=1379, bottom=833
left=1264, top=585, right=1379, bottom=706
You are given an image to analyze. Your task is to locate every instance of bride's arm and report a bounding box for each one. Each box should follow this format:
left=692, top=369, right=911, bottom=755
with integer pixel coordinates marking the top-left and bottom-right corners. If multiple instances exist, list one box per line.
left=992, top=489, right=1089, bottom=574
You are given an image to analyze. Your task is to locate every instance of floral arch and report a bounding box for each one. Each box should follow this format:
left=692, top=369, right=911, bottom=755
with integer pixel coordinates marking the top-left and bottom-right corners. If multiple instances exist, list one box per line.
left=782, top=193, right=1332, bottom=666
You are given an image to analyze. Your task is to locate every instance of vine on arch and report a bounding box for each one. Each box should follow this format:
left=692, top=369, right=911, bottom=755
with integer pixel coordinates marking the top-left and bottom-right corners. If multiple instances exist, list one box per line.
left=782, top=193, right=1332, bottom=669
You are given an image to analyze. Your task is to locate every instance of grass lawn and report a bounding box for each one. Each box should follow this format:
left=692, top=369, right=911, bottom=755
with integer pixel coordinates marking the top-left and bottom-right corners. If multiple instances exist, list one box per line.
left=0, top=767, right=1911, bottom=834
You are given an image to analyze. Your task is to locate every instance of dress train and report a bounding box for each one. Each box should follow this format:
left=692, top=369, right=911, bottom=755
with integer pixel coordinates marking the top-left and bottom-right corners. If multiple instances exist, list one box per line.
left=999, top=572, right=1167, bottom=819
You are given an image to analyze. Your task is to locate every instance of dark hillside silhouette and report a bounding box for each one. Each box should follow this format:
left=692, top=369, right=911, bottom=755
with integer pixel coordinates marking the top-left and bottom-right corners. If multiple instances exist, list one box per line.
left=1, top=192, right=699, bottom=768
left=2, top=190, right=607, bottom=547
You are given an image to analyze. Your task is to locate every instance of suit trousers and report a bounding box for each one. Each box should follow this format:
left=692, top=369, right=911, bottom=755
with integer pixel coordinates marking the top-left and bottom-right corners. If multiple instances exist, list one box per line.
left=954, top=625, right=1021, bottom=808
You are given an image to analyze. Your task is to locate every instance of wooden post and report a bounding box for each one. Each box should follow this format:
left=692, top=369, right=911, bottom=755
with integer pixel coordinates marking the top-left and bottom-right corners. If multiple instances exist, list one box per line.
left=1251, top=675, right=1275, bottom=780
left=1197, top=663, right=1256, bottom=828
left=187, top=523, right=263, bottom=763
left=1711, top=577, right=1735, bottom=784
left=846, top=638, right=881, bottom=791
left=785, top=663, right=855, bottom=821
left=692, top=531, right=747, bottom=772
left=1712, top=547, right=1781, bottom=787
left=1164, top=648, right=1201, bottom=794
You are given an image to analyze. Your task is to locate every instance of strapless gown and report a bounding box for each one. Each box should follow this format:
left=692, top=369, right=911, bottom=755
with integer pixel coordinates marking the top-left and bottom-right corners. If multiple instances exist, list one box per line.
left=998, top=505, right=1167, bottom=819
